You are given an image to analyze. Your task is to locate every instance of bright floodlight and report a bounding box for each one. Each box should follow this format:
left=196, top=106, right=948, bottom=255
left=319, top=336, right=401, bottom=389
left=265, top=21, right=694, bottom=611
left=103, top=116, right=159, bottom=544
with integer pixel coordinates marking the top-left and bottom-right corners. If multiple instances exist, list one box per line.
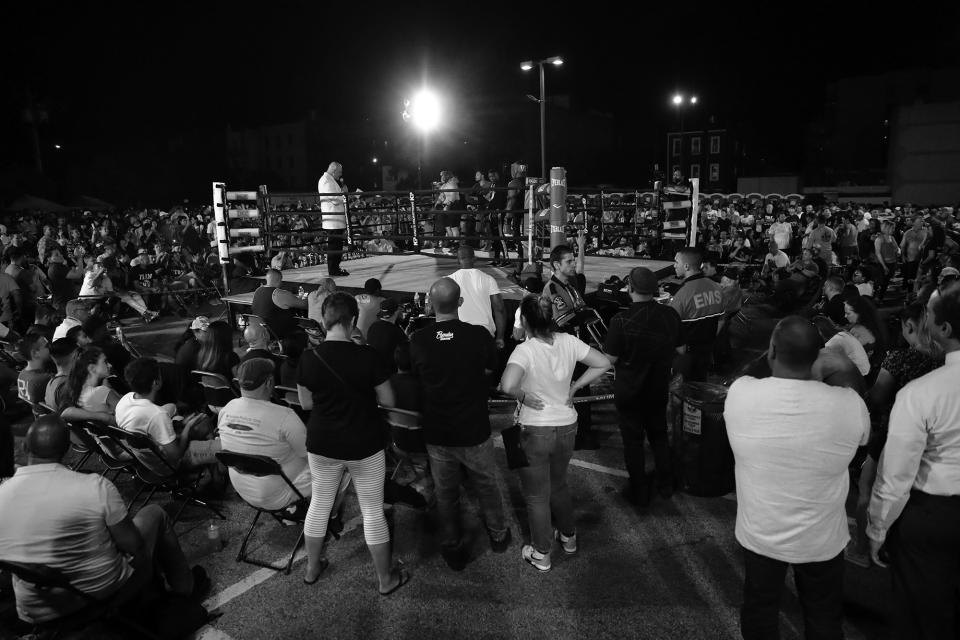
left=410, top=89, right=441, bottom=132
left=672, top=94, right=683, bottom=105
left=372, top=157, right=378, bottom=164
left=520, top=60, right=533, bottom=71
left=690, top=96, right=698, bottom=104
left=546, top=56, right=563, bottom=65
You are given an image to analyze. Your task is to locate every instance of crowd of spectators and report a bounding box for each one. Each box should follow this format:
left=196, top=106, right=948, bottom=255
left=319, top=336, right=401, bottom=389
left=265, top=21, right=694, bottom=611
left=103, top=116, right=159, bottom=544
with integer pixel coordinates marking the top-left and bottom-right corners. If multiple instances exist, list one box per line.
left=2, top=190, right=960, bottom=638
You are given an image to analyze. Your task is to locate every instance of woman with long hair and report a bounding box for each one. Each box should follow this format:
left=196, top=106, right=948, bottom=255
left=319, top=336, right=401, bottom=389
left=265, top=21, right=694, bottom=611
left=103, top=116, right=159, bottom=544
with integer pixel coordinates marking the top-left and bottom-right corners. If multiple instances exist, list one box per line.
left=851, top=302, right=944, bottom=563
left=196, top=320, right=239, bottom=379
left=296, top=292, right=405, bottom=593
left=843, top=294, right=886, bottom=354
left=64, top=346, right=121, bottom=414
left=499, top=295, right=611, bottom=571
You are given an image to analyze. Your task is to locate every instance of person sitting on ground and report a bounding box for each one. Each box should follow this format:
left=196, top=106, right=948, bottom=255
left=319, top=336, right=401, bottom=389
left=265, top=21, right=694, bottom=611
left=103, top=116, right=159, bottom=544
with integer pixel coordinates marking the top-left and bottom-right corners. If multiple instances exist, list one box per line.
left=52, top=298, right=90, bottom=341
left=355, top=278, right=386, bottom=339
left=366, top=298, right=408, bottom=375
left=813, top=315, right=871, bottom=376
left=196, top=320, right=240, bottom=381
left=115, top=357, right=222, bottom=473
left=16, top=334, right=52, bottom=410
left=0, top=415, right=209, bottom=624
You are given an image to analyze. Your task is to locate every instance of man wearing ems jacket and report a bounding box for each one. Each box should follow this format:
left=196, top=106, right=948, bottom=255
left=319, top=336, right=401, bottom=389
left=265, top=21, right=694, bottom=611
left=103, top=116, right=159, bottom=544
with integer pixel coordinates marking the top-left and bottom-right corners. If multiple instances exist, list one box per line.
left=670, top=248, right=725, bottom=382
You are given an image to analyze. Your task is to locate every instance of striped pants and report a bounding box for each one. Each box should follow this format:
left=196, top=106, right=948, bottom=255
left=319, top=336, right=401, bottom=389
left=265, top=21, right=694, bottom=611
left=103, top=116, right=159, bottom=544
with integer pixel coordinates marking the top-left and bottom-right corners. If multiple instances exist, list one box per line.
left=304, top=450, right=389, bottom=545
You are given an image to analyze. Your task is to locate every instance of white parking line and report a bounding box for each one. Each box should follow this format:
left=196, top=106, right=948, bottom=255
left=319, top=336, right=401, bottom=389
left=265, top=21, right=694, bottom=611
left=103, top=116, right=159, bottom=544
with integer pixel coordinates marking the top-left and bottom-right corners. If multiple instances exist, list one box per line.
left=189, top=515, right=362, bottom=640
left=569, top=458, right=629, bottom=478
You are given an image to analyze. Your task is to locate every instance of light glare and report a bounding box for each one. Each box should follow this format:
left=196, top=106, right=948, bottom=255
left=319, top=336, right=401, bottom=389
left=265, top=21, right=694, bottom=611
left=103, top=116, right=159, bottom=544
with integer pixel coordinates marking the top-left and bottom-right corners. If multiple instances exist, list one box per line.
left=410, top=89, right=441, bottom=133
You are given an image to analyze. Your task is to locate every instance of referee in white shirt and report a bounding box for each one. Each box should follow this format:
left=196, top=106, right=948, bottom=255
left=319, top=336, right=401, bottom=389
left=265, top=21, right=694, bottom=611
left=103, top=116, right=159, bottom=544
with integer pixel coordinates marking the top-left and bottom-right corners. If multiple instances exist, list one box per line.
left=868, top=281, right=960, bottom=639
left=318, top=161, right=349, bottom=277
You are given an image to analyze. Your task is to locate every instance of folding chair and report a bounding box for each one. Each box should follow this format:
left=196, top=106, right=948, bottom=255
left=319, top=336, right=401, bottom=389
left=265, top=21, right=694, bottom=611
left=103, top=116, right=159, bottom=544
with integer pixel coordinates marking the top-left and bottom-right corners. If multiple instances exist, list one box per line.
left=274, top=384, right=309, bottom=422
left=58, top=414, right=96, bottom=472
left=191, top=369, right=239, bottom=414
left=381, top=406, right=426, bottom=479
left=215, top=450, right=308, bottom=574
left=71, top=420, right=137, bottom=481
left=106, top=426, right=225, bottom=524
left=0, top=559, right=161, bottom=640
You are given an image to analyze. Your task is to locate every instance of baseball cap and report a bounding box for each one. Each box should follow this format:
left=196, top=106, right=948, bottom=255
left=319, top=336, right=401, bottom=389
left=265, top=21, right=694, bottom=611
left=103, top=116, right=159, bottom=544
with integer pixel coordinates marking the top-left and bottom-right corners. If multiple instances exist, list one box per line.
left=940, top=267, right=960, bottom=279
left=364, top=278, right=382, bottom=294
left=190, top=316, right=210, bottom=331
left=628, top=267, right=659, bottom=295
left=237, top=357, right=275, bottom=390
left=378, top=298, right=399, bottom=317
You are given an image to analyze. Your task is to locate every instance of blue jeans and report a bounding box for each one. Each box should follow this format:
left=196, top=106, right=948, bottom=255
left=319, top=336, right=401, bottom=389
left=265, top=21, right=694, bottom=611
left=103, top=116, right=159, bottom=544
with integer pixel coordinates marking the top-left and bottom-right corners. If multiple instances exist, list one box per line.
left=516, top=423, right=577, bottom=554
left=426, top=439, right=507, bottom=548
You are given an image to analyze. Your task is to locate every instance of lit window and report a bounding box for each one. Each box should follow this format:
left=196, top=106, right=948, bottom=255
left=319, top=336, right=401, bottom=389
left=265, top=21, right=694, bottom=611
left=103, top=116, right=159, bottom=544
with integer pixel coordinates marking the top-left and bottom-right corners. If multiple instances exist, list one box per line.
left=672, top=139, right=681, bottom=156
left=690, top=164, right=701, bottom=179
left=710, top=135, right=721, bottom=154
left=691, top=138, right=702, bottom=155
left=710, top=163, right=720, bottom=182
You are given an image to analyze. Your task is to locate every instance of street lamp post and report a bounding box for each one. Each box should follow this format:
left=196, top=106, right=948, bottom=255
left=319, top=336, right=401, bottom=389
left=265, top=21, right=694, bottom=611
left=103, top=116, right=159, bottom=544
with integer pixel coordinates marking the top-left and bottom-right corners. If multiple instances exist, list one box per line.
left=521, top=56, right=563, bottom=180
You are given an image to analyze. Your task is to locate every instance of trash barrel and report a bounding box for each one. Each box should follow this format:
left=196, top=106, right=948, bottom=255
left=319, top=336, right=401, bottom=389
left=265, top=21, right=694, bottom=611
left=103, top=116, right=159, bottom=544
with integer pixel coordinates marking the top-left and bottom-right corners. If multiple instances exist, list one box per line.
left=671, top=382, right=734, bottom=497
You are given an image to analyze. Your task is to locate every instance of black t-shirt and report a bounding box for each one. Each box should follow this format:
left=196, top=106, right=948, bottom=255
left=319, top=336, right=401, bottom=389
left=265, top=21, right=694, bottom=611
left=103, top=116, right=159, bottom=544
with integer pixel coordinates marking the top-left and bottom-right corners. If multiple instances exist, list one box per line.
left=366, top=319, right=408, bottom=374
left=604, top=301, right=682, bottom=376
left=130, top=264, right=158, bottom=289
left=47, top=262, right=74, bottom=306
left=297, top=342, right=390, bottom=460
left=409, top=319, right=497, bottom=446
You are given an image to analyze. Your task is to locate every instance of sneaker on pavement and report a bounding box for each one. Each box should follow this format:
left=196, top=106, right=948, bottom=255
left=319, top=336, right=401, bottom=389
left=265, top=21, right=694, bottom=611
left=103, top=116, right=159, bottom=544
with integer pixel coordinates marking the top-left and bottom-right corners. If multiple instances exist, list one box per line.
left=555, top=529, right=578, bottom=555
left=521, top=544, right=551, bottom=572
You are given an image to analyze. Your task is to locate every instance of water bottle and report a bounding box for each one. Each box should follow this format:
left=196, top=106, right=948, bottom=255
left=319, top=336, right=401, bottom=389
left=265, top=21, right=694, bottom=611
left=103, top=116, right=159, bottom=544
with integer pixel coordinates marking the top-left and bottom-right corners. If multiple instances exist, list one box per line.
left=206, top=522, right=222, bottom=553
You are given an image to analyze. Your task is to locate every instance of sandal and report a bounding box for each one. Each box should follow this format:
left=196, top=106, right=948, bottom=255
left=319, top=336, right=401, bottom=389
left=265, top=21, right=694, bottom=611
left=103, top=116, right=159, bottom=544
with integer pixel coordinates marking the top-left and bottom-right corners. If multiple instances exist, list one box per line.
left=378, top=561, right=410, bottom=596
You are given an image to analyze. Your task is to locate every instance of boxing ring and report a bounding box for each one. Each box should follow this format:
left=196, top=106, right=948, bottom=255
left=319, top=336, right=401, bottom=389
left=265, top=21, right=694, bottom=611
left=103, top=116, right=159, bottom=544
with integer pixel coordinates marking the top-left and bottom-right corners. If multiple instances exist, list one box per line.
left=219, top=252, right=676, bottom=323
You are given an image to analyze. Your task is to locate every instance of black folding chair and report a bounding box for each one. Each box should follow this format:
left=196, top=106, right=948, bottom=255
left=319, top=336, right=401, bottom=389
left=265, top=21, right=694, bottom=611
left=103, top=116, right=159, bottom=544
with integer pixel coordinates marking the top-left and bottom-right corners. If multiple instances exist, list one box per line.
left=0, top=559, right=161, bottom=640
left=381, top=406, right=426, bottom=480
left=191, top=369, right=239, bottom=415
left=106, top=426, right=225, bottom=524
left=71, top=420, right=137, bottom=481
left=274, top=384, right=309, bottom=422
left=215, top=450, right=307, bottom=574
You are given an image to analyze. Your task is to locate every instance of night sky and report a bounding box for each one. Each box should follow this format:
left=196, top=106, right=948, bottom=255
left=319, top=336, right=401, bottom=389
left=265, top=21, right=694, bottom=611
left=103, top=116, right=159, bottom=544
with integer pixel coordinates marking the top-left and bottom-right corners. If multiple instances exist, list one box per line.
left=3, top=1, right=958, bottom=203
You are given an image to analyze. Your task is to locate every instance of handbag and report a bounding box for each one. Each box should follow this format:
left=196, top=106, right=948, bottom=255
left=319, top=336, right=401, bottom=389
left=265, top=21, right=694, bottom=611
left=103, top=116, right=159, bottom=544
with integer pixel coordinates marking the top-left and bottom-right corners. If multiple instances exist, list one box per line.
left=501, top=399, right=530, bottom=470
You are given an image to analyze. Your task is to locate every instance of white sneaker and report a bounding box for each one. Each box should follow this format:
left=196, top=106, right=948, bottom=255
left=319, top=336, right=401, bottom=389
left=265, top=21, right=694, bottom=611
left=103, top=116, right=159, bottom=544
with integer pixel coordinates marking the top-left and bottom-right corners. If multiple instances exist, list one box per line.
left=555, top=529, right=578, bottom=555
left=521, top=544, right=551, bottom=572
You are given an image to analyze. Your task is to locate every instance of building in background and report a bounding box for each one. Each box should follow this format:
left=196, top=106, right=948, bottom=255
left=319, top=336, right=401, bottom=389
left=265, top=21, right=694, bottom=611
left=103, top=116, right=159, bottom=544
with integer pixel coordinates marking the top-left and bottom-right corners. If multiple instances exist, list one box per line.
left=665, top=126, right=739, bottom=192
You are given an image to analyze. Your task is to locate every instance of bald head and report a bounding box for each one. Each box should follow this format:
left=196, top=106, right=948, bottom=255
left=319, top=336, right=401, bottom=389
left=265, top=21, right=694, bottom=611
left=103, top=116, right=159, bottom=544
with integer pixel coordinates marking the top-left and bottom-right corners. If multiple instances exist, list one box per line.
left=327, top=162, right=343, bottom=180
left=768, top=315, right=822, bottom=375
left=26, top=415, right=71, bottom=463
left=457, top=245, right=475, bottom=266
left=243, top=321, right=270, bottom=349
left=265, top=269, right=282, bottom=286
left=430, top=277, right=461, bottom=315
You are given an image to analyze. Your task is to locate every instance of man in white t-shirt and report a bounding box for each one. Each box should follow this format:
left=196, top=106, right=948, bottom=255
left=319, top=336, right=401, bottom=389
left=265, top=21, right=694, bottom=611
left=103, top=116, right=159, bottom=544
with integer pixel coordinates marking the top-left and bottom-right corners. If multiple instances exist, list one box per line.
left=725, top=316, right=869, bottom=639
left=760, top=240, right=791, bottom=278
left=115, top=357, right=221, bottom=473
left=448, top=246, right=506, bottom=348
left=355, top=278, right=386, bottom=339
left=218, top=358, right=314, bottom=511
left=768, top=213, right=793, bottom=252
